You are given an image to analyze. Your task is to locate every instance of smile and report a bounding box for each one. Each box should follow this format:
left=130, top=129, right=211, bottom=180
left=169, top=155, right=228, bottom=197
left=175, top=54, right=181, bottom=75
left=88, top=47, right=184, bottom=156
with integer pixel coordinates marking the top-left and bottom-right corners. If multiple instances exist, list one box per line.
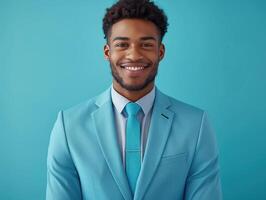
left=120, top=63, right=150, bottom=72
left=124, top=66, right=145, bottom=71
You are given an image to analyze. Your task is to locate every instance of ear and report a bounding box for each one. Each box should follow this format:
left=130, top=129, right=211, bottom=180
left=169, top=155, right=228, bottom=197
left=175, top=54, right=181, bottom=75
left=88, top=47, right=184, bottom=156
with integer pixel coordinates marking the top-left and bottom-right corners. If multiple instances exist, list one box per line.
left=104, top=44, right=110, bottom=60
left=159, top=43, right=165, bottom=61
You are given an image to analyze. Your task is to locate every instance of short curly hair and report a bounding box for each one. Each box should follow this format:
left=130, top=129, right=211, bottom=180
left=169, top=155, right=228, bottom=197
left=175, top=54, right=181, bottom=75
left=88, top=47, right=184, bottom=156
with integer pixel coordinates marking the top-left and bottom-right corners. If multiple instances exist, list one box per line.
left=102, top=0, right=168, bottom=42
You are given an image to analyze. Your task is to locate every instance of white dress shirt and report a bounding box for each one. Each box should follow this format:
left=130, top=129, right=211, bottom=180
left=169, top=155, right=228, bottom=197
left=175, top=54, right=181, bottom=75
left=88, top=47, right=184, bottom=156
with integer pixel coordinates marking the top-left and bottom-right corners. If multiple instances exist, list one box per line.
left=111, top=85, right=156, bottom=168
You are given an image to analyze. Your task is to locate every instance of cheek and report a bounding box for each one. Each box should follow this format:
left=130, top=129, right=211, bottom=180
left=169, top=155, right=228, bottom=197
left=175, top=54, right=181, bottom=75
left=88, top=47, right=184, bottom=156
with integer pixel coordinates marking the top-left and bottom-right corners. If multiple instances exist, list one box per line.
left=109, top=54, right=121, bottom=65
left=149, top=56, right=160, bottom=65
left=145, top=51, right=160, bottom=61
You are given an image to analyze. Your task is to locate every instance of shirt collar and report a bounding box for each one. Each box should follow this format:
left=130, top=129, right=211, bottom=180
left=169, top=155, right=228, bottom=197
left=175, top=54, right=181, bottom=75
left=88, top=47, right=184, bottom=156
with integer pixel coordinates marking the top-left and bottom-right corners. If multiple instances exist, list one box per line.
left=111, top=84, right=156, bottom=116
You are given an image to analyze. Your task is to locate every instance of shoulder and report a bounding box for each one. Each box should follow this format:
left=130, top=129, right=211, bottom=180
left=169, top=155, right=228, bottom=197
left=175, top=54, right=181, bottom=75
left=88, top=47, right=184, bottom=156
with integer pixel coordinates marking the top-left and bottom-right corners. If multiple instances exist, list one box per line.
left=60, top=88, right=110, bottom=122
left=156, top=89, right=205, bottom=121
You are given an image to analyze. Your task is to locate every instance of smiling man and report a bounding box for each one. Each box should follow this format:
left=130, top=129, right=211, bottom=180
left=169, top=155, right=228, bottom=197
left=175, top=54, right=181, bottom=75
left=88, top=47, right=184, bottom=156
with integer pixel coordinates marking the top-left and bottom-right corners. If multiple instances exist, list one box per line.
left=104, top=18, right=164, bottom=101
left=46, top=0, right=222, bottom=200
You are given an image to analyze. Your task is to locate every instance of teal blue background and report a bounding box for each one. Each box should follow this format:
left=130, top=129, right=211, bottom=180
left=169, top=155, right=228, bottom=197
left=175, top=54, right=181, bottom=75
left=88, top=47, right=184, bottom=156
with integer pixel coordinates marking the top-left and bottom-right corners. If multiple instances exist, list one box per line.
left=1, top=0, right=266, bottom=199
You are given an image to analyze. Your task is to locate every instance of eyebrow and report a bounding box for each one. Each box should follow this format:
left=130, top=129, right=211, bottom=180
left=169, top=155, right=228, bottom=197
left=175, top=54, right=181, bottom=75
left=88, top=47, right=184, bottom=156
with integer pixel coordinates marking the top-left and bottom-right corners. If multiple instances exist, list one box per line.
left=112, top=36, right=156, bottom=42
left=112, top=37, right=129, bottom=42
left=140, top=36, right=156, bottom=41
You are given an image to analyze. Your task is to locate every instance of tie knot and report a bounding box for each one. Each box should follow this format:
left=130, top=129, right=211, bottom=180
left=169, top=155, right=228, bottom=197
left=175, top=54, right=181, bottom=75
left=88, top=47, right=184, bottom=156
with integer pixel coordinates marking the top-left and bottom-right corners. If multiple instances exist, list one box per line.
left=125, top=102, right=141, bottom=116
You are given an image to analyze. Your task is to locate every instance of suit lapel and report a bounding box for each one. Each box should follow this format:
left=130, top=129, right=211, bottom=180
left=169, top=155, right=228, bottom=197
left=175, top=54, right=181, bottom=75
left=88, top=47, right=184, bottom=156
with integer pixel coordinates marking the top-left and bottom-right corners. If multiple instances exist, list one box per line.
left=92, top=88, right=132, bottom=200
left=134, top=89, right=174, bottom=200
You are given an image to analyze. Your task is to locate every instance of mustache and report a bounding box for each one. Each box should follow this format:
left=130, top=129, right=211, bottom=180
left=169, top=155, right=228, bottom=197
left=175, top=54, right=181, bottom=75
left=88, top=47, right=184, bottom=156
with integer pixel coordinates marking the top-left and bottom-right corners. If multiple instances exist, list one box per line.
left=117, top=59, right=151, bottom=65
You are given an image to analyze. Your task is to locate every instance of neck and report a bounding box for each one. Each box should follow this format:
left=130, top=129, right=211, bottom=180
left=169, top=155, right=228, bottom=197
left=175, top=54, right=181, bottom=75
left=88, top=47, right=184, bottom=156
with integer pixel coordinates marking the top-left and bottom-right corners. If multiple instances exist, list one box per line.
left=113, top=81, right=154, bottom=102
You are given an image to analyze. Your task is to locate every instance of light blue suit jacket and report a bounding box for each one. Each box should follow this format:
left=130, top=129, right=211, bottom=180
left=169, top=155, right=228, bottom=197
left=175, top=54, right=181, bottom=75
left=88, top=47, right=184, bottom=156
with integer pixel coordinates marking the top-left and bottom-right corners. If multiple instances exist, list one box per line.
left=46, top=87, right=222, bottom=200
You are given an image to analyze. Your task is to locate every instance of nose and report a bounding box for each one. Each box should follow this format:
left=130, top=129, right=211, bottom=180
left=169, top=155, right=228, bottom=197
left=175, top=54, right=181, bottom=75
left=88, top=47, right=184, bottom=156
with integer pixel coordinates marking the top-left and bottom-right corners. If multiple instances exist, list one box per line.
left=125, top=46, right=143, bottom=61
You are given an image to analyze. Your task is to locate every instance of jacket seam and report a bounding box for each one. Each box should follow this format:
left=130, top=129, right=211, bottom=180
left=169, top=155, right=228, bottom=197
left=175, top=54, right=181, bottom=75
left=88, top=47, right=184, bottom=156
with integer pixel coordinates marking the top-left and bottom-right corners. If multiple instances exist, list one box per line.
left=187, top=110, right=205, bottom=179
left=60, top=111, right=82, bottom=191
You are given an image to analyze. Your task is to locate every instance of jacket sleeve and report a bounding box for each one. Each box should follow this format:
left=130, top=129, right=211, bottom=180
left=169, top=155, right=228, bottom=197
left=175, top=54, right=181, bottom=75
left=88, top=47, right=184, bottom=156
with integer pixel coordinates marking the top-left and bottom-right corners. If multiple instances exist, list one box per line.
left=46, top=111, right=82, bottom=200
left=184, top=112, right=223, bottom=200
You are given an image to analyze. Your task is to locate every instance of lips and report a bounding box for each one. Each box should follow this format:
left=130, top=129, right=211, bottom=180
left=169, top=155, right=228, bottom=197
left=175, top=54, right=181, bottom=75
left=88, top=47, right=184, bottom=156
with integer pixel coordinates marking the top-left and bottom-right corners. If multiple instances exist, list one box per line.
left=120, top=63, right=150, bottom=72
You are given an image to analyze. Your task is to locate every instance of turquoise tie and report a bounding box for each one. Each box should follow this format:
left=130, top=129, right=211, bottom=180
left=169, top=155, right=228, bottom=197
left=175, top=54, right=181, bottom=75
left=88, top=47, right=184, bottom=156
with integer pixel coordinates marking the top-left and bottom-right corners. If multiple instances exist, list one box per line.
left=125, top=102, right=141, bottom=194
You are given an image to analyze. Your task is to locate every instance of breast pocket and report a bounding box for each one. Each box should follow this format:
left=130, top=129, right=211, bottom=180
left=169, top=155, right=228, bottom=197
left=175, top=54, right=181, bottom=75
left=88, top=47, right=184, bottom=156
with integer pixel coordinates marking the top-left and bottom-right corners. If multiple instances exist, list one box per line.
left=160, top=152, right=187, bottom=166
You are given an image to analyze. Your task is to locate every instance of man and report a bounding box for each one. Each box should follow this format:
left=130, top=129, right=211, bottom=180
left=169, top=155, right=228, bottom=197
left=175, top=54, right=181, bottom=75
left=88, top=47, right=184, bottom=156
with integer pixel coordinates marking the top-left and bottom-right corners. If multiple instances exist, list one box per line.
left=46, top=0, right=222, bottom=199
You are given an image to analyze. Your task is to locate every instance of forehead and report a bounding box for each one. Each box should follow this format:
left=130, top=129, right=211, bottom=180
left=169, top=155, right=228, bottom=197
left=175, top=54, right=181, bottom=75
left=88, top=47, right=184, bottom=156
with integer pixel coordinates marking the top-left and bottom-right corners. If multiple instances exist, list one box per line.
left=109, top=19, right=160, bottom=41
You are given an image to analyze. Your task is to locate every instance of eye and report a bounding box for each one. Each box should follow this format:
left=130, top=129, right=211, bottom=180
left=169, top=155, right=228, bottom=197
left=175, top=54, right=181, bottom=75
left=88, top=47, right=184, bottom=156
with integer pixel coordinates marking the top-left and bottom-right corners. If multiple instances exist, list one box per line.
left=114, top=42, right=129, bottom=48
left=142, top=43, right=154, bottom=48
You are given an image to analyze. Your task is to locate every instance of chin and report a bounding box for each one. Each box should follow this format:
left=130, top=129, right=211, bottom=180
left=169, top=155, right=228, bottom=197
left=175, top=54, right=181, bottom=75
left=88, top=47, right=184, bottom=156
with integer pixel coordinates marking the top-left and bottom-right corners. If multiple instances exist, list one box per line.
left=121, top=81, right=152, bottom=91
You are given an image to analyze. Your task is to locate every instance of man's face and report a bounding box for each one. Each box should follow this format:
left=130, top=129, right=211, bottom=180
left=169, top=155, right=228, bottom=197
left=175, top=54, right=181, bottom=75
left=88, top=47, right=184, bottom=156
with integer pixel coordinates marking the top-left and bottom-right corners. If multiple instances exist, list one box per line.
left=104, top=19, right=165, bottom=92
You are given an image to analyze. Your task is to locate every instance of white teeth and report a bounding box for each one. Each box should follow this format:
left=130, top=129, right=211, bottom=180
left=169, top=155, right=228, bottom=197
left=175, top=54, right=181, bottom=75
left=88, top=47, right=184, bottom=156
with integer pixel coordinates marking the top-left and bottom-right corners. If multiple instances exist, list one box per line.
left=125, top=66, right=144, bottom=71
